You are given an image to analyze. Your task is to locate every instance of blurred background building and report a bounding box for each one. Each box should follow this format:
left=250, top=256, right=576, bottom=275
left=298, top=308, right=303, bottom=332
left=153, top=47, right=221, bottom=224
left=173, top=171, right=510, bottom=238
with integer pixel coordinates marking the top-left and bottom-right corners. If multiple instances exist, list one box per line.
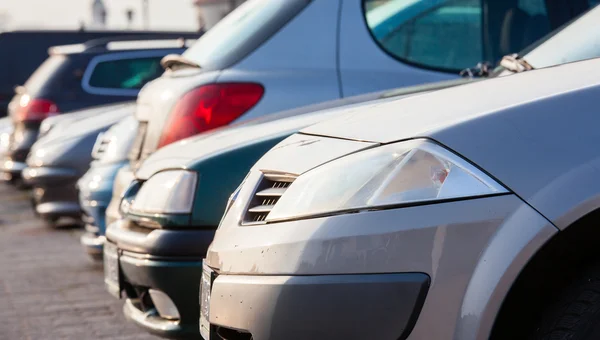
left=0, top=0, right=245, bottom=32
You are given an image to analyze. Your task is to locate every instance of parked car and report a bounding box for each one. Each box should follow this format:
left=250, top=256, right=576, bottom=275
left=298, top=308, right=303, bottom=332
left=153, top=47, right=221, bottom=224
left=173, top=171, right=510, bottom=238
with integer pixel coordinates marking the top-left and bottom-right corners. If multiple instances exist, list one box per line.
left=22, top=103, right=135, bottom=227
left=103, top=77, right=475, bottom=337
left=126, top=0, right=582, bottom=176
left=202, top=57, right=600, bottom=340
left=103, top=3, right=600, bottom=336
left=0, top=30, right=201, bottom=117
left=78, top=115, right=138, bottom=258
left=0, top=37, right=193, bottom=185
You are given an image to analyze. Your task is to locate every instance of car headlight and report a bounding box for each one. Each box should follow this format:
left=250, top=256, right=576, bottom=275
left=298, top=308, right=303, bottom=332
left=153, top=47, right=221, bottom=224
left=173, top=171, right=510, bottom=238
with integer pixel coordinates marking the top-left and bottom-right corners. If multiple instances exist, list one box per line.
left=267, top=139, right=508, bottom=221
left=130, top=170, right=198, bottom=214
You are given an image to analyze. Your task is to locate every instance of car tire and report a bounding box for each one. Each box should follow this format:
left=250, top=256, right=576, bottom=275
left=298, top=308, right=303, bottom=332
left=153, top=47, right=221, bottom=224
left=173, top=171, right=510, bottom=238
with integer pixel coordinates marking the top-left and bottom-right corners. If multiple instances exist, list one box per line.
left=531, top=263, right=600, bottom=339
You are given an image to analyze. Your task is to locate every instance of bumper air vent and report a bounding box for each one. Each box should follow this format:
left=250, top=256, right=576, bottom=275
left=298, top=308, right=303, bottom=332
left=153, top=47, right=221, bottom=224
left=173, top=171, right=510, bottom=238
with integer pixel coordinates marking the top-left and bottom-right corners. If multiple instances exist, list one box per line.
left=244, top=173, right=296, bottom=224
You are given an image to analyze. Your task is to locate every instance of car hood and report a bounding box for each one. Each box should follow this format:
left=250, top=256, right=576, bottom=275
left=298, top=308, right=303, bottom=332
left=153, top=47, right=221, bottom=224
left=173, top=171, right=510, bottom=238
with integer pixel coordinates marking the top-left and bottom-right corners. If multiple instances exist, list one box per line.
left=134, top=78, right=473, bottom=180
left=37, top=103, right=135, bottom=147
left=39, top=102, right=133, bottom=139
left=28, top=104, right=134, bottom=170
left=302, top=61, right=597, bottom=143
left=277, top=59, right=600, bottom=229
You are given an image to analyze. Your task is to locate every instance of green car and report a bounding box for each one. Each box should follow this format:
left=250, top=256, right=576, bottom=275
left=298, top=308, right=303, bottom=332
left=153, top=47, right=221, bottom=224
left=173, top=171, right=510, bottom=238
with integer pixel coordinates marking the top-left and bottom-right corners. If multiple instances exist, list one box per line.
left=102, top=78, right=471, bottom=337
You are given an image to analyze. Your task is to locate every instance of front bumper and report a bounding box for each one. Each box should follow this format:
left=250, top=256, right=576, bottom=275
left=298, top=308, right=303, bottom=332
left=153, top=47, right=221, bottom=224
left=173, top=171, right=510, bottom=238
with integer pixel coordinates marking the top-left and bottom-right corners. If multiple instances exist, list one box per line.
left=208, top=272, right=429, bottom=340
left=0, top=155, right=27, bottom=181
left=78, top=161, right=126, bottom=258
left=206, top=194, right=558, bottom=340
left=106, top=219, right=215, bottom=338
left=25, top=166, right=81, bottom=220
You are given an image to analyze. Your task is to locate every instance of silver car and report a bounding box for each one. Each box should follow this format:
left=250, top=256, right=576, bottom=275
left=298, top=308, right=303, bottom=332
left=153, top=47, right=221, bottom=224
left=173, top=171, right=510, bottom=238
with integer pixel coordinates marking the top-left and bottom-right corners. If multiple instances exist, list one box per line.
left=128, top=0, right=574, bottom=172
left=203, top=58, right=600, bottom=340
left=23, top=103, right=133, bottom=226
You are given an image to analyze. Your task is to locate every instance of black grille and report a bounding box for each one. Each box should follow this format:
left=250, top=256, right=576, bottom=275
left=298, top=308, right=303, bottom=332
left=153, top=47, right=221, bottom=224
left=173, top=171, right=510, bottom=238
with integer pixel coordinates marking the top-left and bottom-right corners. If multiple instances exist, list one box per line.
left=244, top=174, right=296, bottom=224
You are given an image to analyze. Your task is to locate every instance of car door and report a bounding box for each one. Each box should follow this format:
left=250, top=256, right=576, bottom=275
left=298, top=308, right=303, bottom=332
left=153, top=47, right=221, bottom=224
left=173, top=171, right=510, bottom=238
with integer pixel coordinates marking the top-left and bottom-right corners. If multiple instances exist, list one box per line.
left=338, top=0, right=578, bottom=98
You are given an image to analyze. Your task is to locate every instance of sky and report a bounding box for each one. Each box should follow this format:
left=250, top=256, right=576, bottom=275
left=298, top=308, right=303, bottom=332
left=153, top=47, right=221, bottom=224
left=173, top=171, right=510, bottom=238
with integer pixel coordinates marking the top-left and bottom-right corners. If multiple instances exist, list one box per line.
left=0, top=0, right=199, bottom=31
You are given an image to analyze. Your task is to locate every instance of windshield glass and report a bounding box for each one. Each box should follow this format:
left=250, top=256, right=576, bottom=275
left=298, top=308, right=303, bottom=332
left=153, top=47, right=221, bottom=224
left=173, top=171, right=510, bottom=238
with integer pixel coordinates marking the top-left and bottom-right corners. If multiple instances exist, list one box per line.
left=521, top=5, right=600, bottom=69
left=183, top=0, right=310, bottom=70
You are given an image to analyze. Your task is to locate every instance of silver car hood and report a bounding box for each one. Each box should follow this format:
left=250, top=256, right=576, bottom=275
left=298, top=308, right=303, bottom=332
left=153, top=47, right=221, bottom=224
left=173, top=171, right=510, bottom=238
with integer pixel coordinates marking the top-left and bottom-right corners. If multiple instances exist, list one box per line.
left=296, top=59, right=600, bottom=229
left=36, top=103, right=135, bottom=147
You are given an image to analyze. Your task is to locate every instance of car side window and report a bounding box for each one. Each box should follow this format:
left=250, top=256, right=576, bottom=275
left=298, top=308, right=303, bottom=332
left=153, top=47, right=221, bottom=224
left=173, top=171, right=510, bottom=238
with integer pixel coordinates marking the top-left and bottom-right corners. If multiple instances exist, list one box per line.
left=363, top=0, right=552, bottom=72
left=87, top=57, right=163, bottom=91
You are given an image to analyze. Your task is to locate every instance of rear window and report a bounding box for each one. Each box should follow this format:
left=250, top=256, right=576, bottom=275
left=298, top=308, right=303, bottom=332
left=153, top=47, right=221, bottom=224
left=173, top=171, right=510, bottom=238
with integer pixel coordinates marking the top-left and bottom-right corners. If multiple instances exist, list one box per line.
left=23, top=55, right=69, bottom=94
left=87, top=57, right=163, bottom=90
left=182, top=0, right=310, bottom=70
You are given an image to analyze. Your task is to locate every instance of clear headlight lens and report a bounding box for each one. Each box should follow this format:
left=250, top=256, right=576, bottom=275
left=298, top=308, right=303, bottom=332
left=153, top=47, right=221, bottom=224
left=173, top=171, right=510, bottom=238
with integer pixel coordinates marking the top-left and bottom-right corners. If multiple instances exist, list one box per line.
left=130, top=170, right=198, bottom=214
left=267, top=139, right=507, bottom=221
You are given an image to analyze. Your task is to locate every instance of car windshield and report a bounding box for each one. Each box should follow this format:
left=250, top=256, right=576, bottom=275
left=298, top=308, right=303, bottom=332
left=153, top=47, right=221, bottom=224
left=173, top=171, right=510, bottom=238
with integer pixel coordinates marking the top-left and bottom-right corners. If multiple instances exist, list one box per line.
left=182, top=0, right=310, bottom=71
left=518, top=5, right=600, bottom=69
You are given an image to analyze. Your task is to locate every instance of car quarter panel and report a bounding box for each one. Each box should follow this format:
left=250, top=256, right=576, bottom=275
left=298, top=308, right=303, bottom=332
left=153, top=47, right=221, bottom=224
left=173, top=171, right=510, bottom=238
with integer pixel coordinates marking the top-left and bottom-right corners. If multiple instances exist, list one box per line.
left=215, top=0, right=340, bottom=122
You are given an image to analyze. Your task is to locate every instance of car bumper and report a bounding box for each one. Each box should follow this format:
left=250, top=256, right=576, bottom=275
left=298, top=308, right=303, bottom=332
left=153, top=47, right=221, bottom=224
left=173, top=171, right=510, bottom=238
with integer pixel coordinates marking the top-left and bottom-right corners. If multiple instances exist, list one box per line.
left=22, top=166, right=78, bottom=186
left=78, top=161, right=126, bottom=257
left=0, top=156, right=27, bottom=181
left=26, top=167, right=81, bottom=219
left=206, top=194, right=558, bottom=340
left=206, top=273, right=429, bottom=340
left=105, top=219, right=215, bottom=337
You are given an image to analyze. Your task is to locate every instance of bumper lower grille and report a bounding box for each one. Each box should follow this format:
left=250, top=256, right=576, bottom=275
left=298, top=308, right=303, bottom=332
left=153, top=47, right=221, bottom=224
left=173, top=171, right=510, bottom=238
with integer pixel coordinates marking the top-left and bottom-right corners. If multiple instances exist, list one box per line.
left=244, top=173, right=296, bottom=224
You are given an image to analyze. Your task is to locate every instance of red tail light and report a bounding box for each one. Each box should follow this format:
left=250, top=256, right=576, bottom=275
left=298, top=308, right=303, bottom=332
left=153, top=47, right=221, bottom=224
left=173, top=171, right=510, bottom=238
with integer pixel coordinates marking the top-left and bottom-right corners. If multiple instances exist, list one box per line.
left=157, top=83, right=264, bottom=148
left=16, top=96, right=59, bottom=122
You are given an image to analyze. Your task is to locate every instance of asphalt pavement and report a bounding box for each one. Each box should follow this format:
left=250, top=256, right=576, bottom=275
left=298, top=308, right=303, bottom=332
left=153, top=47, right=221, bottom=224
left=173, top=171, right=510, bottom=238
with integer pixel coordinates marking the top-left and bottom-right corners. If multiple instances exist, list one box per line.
left=0, top=183, right=158, bottom=340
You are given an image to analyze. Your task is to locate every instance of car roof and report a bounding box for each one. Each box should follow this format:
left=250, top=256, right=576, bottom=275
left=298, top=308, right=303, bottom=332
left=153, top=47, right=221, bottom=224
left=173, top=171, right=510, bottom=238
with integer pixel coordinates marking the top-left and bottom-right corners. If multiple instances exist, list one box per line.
left=48, top=36, right=196, bottom=56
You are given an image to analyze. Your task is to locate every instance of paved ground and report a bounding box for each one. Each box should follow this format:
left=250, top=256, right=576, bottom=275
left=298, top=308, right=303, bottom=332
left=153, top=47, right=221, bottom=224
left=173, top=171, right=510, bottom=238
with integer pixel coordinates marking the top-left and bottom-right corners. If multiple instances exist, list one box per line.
left=0, top=184, right=159, bottom=340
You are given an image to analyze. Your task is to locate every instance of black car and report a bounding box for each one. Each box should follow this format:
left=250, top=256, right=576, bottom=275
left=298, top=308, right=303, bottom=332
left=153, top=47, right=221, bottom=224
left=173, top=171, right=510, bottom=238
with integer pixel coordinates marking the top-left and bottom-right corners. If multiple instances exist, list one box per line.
left=1, top=37, right=194, bottom=184
left=0, top=30, right=200, bottom=117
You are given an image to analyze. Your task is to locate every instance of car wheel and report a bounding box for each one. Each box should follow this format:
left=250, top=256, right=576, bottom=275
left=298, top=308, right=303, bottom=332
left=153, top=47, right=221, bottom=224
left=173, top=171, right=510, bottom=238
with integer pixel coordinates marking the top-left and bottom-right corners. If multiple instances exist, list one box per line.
left=532, top=263, right=600, bottom=339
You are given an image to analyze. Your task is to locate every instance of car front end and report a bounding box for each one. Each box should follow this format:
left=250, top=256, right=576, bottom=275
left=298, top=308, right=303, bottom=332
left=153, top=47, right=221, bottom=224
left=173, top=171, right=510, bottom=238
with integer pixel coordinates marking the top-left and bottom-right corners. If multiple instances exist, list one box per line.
left=23, top=104, right=133, bottom=226
left=103, top=126, right=294, bottom=337
left=78, top=115, right=138, bottom=259
left=201, top=60, right=600, bottom=339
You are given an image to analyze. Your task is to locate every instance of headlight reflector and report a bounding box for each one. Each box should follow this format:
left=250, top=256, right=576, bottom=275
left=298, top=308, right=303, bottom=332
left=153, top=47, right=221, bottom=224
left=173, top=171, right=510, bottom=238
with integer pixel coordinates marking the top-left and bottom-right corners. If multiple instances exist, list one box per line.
left=267, top=139, right=507, bottom=221
left=130, top=170, right=198, bottom=214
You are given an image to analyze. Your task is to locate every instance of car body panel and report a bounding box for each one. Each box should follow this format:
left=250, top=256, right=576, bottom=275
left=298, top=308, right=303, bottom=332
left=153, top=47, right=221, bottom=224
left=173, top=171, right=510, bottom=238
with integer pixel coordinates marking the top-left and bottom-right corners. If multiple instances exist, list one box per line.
left=28, top=103, right=134, bottom=172
left=301, top=59, right=600, bottom=229
left=205, top=59, right=600, bottom=340
left=134, top=69, right=221, bottom=162
left=207, top=192, right=555, bottom=339
left=24, top=104, right=133, bottom=220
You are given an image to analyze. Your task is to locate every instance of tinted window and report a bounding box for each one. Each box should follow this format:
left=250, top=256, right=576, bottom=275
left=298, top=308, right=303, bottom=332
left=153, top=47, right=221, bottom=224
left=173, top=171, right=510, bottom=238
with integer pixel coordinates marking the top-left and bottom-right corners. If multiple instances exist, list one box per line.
left=364, top=0, right=553, bottom=71
left=88, top=57, right=163, bottom=90
left=182, top=0, right=310, bottom=70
